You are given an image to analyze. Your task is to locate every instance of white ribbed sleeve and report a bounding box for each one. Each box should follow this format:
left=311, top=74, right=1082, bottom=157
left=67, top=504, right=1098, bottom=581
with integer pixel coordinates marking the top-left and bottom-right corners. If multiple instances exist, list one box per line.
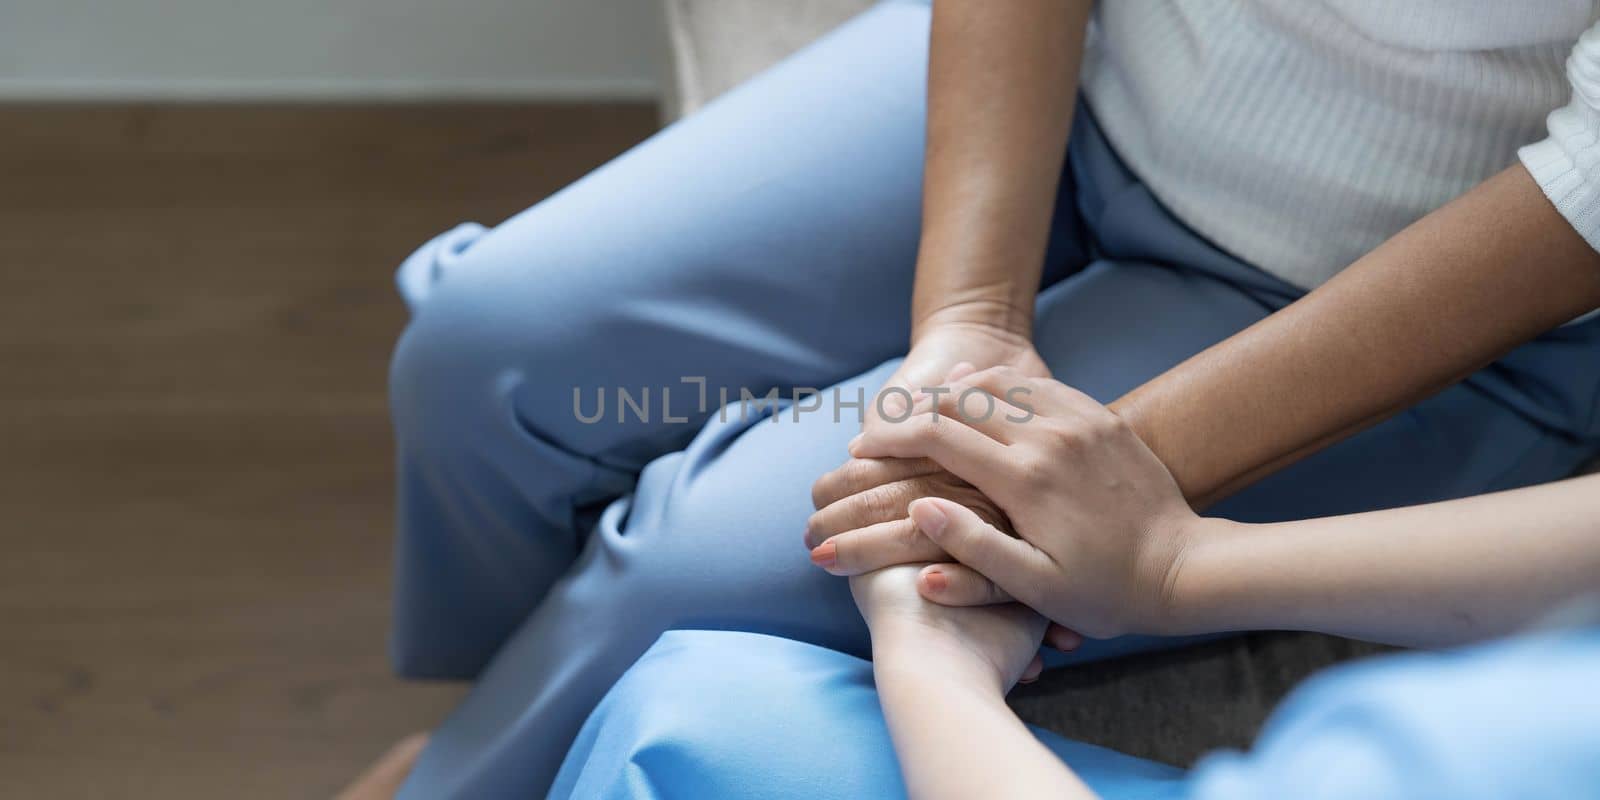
left=1521, top=23, right=1600, bottom=254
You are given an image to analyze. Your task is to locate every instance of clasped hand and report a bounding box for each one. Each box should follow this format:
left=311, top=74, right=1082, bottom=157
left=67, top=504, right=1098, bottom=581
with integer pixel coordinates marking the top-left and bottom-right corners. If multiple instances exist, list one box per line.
left=815, top=364, right=1199, bottom=673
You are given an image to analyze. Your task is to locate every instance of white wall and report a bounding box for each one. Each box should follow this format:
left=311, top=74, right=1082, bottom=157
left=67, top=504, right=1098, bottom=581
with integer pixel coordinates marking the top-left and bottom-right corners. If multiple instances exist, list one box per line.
left=0, top=0, right=666, bottom=100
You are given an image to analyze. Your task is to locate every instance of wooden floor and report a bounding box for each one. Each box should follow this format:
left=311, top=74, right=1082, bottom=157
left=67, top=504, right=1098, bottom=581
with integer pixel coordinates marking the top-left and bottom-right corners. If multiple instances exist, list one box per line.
left=0, top=102, right=660, bottom=798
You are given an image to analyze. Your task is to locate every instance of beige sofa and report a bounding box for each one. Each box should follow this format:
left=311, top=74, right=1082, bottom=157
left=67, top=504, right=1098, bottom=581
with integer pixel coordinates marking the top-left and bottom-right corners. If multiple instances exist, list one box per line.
left=662, top=0, right=874, bottom=120
left=661, top=0, right=1595, bottom=765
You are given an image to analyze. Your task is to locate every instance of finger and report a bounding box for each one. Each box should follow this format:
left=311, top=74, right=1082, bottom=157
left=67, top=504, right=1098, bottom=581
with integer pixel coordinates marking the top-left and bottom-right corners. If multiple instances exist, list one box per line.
left=1045, top=624, right=1085, bottom=652
left=807, top=477, right=924, bottom=549
left=867, top=382, right=917, bottom=428
left=1019, top=654, right=1044, bottom=685
left=963, top=366, right=1105, bottom=420
left=908, top=497, right=1045, bottom=601
left=924, top=382, right=1034, bottom=445
left=944, top=361, right=978, bottom=383
left=850, top=410, right=1013, bottom=494
left=810, top=456, right=941, bottom=511
left=810, top=518, right=948, bottom=576
left=808, top=471, right=1005, bottom=550
left=918, top=562, right=1014, bottom=606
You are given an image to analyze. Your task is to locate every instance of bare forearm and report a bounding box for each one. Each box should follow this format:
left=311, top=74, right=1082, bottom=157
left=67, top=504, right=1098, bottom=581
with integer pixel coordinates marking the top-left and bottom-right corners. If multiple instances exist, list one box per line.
left=1166, top=473, right=1600, bottom=647
left=874, top=652, right=1095, bottom=800
left=1113, top=166, right=1600, bottom=506
left=913, top=0, right=1091, bottom=339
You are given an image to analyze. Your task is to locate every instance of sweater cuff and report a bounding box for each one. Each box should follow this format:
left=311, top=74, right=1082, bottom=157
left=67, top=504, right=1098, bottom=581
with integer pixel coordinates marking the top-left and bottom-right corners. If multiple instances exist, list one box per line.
left=1522, top=122, right=1600, bottom=324
left=1520, top=106, right=1600, bottom=255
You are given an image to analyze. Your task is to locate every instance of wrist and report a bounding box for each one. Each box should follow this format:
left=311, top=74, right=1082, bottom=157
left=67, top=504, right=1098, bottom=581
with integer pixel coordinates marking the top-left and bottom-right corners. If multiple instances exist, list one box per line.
left=1146, top=515, right=1252, bottom=636
left=870, top=620, right=1009, bottom=695
left=911, top=297, right=1035, bottom=344
left=874, top=648, right=1010, bottom=704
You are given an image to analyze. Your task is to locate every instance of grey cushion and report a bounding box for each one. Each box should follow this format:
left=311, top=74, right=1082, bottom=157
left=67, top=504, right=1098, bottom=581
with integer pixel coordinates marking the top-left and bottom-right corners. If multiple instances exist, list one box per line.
left=1012, top=633, right=1392, bottom=765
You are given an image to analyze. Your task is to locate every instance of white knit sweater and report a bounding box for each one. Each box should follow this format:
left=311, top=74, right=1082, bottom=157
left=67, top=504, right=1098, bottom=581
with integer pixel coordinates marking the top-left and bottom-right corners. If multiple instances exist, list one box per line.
left=1081, top=0, right=1600, bottom=289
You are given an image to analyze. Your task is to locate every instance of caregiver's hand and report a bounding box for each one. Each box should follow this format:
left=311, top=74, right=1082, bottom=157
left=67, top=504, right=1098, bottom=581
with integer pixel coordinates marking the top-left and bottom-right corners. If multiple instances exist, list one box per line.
left=851, top=366, right=1200, bottom=640
left=806, top=319, right=1047, bottom=572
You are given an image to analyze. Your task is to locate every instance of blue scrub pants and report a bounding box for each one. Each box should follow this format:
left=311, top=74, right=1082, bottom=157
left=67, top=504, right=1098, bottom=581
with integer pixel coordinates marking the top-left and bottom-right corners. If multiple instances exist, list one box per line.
left=390, top=2, right=1600, bottom=796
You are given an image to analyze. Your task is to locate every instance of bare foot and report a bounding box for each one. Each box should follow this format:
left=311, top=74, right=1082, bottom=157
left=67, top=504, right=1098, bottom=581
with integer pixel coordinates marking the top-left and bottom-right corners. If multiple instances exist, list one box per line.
left=334, top=732, right=429, bottom=800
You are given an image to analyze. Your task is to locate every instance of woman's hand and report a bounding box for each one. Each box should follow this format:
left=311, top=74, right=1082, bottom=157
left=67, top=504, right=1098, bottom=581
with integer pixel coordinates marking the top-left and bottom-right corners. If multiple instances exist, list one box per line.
left=849, top=511, right=1047, bottom=693
left=851, top=366, right=1200, bottom=640
left=805, top=320, right=1046, bottom=573
left=876, top=318, right=1050, bottom=427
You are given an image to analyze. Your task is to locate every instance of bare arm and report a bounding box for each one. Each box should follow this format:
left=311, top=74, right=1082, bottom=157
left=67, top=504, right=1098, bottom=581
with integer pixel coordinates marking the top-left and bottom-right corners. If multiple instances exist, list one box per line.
left=911, top=0, right=1091, bottom=340
left=876, top=658, right=1097, bottom=800
left=1114, top=166, right=1600, bottom=508
left=1168, top=472, right=1600, bottom=646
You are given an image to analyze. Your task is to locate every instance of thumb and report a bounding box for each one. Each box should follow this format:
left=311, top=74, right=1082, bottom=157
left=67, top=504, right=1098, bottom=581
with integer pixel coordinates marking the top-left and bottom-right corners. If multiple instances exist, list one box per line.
left=908, top=497, right=1041, bottom=602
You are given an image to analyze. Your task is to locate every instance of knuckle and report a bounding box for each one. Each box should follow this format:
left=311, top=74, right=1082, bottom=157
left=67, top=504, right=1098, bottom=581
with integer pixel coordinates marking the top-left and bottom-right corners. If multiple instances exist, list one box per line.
left=969, top=366, right=1008, bottom=390
left=891, top=519, right=918, bottom=546
left=809, top=473, right=834, bottom=510
left=900, top=520, right=940, bottom=555
left=911, top=417, right=944, bottom=443
left=1014, top=452, right=1055, bottom=489
left=844, top=457, right=896, bottom=486
left=840, top=457, right=875, bottom=484
left=939, top=396, right=968, bottom=422
left=1101, top=410, right=1133, bottom=435
left=1084, top=411, right=1124, bottom=441
left=861, top=483, right=907, bottom=523
left=906, top=475, right=947, bottom=501
left=1049, top=423, right=1085, bottom=451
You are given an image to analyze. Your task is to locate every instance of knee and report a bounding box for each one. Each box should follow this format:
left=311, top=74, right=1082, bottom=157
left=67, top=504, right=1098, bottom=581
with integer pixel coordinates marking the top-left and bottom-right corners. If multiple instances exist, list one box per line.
left=387, top=228, right=596, bottom=450
left=387, top=290, right=501, bottom=449
left=553, top=630, right=896, bottom=799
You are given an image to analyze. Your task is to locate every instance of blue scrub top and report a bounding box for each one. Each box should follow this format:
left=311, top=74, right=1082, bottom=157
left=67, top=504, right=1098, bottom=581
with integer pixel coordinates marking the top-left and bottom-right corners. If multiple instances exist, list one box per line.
left=1184, top=623, right=1600, bottom=800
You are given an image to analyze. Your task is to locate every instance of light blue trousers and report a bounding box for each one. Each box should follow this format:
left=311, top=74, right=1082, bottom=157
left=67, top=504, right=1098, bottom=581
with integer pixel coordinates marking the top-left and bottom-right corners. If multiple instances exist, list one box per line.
left=390, top=3, right=1600, bottom=796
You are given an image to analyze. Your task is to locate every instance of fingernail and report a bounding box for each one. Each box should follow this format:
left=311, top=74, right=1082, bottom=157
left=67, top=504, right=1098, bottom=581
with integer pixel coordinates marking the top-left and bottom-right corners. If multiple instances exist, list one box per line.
left=922, top=568, right=948, bottom=593
left=910, top=500, right=947, bottom=537
left=809, top=541, right=837, bottom=569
